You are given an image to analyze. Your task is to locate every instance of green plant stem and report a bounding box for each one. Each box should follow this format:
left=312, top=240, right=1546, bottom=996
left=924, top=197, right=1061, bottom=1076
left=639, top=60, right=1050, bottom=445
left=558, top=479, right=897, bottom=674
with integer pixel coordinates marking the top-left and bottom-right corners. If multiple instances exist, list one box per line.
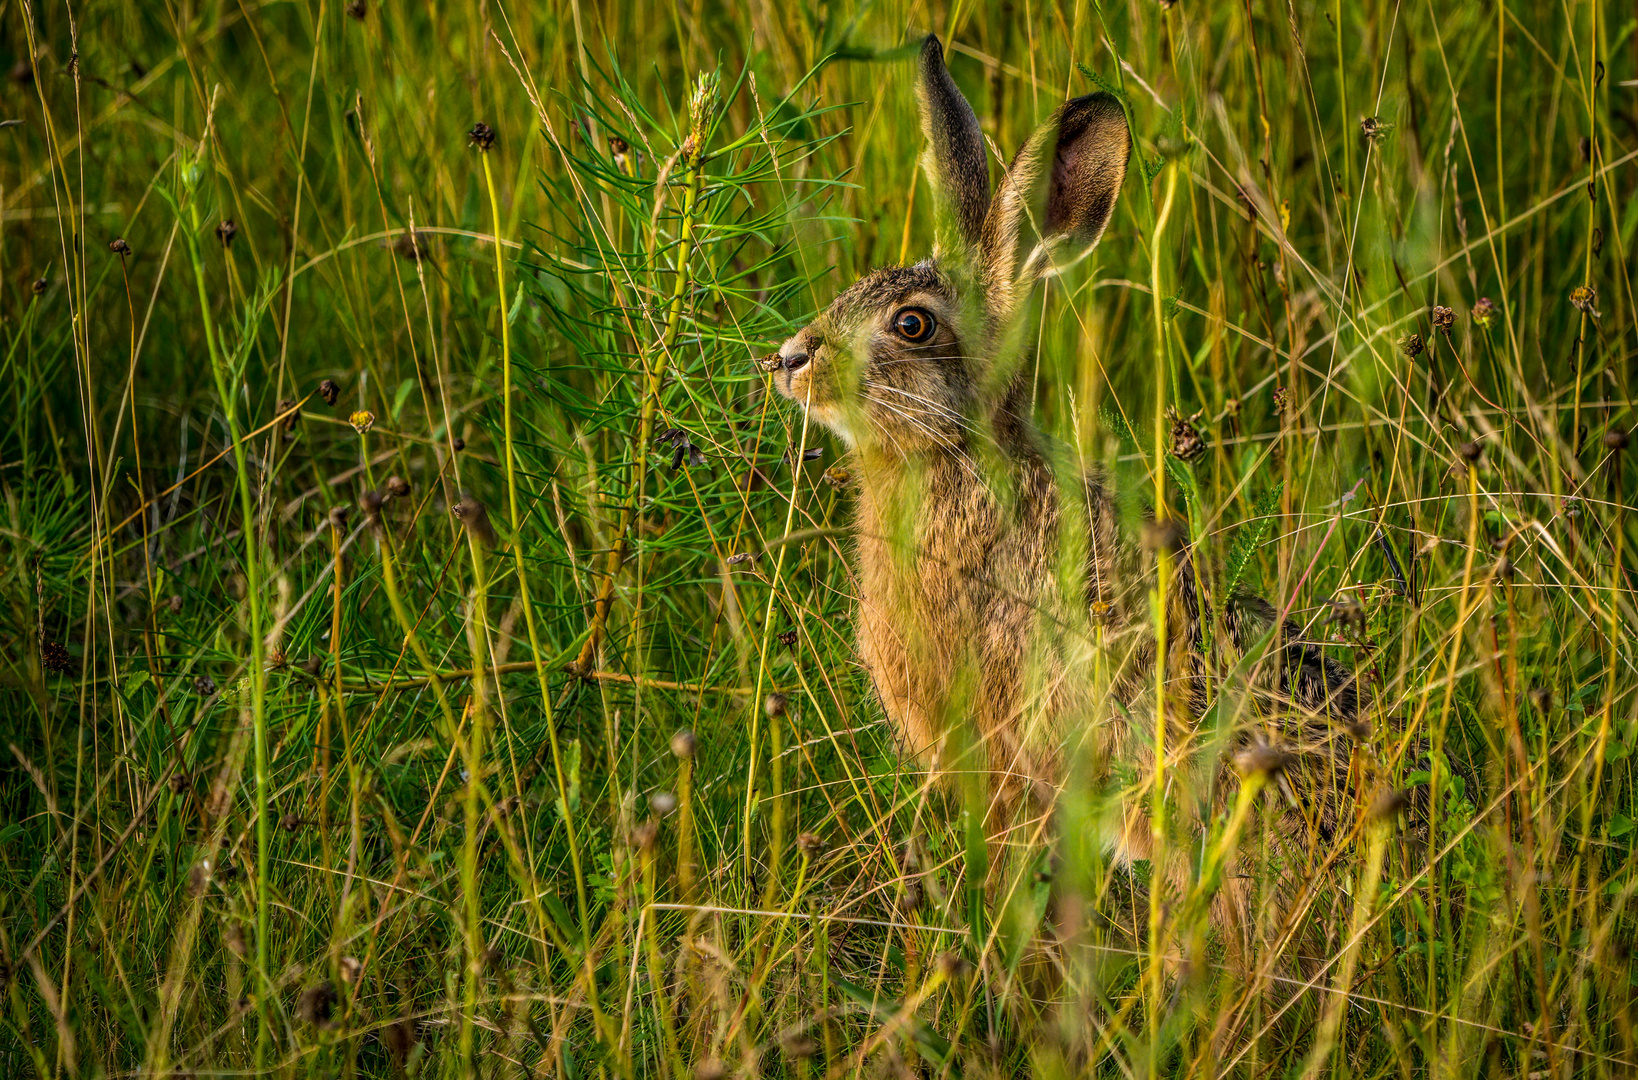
left=480, top=147, right=593, bottom=946
left=182, top=172, right=270, bottom=1073
left=457, top=533, right=491, bottom=1077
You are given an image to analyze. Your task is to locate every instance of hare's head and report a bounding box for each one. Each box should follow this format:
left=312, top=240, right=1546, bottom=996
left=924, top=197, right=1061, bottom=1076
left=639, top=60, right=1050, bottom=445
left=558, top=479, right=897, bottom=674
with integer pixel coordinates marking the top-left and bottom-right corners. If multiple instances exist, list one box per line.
left=768, top=35, right=1130, bottom=456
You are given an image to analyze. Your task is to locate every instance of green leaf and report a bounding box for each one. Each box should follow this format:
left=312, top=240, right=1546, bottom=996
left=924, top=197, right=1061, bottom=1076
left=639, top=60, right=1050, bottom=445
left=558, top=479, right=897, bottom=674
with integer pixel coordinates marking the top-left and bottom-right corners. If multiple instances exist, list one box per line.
left=1223, top=480, right=1284, bottom=598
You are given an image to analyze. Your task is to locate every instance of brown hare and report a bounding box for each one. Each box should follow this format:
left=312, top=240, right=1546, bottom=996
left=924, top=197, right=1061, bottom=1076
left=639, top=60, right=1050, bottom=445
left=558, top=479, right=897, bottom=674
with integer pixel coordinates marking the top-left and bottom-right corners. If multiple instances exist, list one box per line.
left=765, top=36, right=1375, bottom=950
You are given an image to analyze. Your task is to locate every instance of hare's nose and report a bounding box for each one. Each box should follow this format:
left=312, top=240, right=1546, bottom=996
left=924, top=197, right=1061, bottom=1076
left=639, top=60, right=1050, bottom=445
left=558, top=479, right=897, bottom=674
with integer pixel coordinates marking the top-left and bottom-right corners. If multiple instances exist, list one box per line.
left=780, top=351, right=810, bottom=372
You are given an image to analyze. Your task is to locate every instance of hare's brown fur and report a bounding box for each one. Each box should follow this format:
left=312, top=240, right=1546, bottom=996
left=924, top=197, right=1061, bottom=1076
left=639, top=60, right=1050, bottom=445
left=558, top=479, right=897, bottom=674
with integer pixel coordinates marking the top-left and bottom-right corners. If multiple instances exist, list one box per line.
left=768, top=37, right=1379, bottom=941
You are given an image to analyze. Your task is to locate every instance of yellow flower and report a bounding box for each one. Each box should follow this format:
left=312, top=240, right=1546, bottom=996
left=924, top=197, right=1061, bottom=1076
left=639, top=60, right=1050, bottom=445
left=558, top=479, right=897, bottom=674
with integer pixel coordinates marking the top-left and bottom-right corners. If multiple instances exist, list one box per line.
left=349, top=410, right=376, bottom=434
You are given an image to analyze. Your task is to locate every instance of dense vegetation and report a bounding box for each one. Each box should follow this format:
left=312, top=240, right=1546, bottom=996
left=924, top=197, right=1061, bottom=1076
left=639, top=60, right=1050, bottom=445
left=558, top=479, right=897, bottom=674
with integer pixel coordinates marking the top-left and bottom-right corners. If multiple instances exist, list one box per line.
left=1, top=0, right=1634, bottom=1076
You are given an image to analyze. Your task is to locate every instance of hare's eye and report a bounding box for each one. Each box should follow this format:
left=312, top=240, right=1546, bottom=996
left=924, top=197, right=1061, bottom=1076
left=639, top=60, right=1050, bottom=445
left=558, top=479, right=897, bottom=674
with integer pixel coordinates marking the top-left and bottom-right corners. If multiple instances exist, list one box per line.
left=892, top=308, right=935, bottom=342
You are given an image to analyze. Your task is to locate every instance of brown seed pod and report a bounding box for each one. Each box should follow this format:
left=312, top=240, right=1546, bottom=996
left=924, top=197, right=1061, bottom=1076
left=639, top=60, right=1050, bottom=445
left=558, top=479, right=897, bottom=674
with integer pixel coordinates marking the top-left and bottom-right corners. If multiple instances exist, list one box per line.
left=1166, top=407, right=1208, bottom=462
left=451, top=436, right=466, bottom=452
left=194, top=675, right=217, bottom=696
left=215, top=219, right=238, bottom=247
left=1431, top=305, right=1455, bottom=335
left=344, top=0, right=366, bottom=18
left=469, top=122, right=496, bottom=151
left=670, top=729, right=696, bottom=759
left=319, top=379, right=340, bottom=406
left=1398, top=333, right=1425, bottom=359
left=384, top=475, right=411, bottom=498
left=796, top=832, right=824, bottom=859
left=1458, top=441, right=1483, bottom=464
left=41, top=641, right=72, bottom=674
left=1604, top=428, right=1630, bottom=452
left=359, top=489, right=384, bottom=521
left=109, top=237, right=131, bottom=256
left=764, top=693, right=787, bottom=718
left=31, top=278, right=47, bottom=296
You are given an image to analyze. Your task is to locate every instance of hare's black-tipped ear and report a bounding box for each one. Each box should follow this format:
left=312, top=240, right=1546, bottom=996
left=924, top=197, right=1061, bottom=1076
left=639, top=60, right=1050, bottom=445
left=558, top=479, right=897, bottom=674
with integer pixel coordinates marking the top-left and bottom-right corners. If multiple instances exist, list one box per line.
left=916, top=35, right=990, bottom=256
left=980, top=92, right=1130, bottom=323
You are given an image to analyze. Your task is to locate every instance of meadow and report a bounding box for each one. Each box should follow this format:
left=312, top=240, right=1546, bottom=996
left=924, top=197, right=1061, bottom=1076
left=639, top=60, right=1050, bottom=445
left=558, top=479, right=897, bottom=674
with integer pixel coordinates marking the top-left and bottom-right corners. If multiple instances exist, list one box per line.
left=1, top=0, right=1635, bottom=1076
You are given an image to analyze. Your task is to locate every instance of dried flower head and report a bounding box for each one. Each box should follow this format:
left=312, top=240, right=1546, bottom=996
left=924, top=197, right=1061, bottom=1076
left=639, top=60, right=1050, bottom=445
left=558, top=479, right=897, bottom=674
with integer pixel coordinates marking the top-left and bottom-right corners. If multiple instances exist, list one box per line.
left=319, top=378, right=340, bottom=406
left=384, top=475, right=411, bottom=499
left=1166, top=407, right=1207, bottom=462
left=1458, top=441, right=1483, bottom=464
left=215, top=219, right=238, bottom=247
left=822, top=464, right=851, bottom=488
left=348, top=410, right=375, bottom=434
left=1431, top=305, right=1455, bottom=335
left=109, top=237, right=131, bottom=256
left=359, top=489, right=384, bottom=521
left=796, top=832, right=825, bottom=859
left=1605, top=428, right=1630, bottom=452
left=31, top=278, right=47, bottom=296
left=1471, top=297, right=1497, bottom=327
left=339, top=956, right=363, bottom=984
left=777, top=629, right=798, bottom=647
left=1398, top=333, right=1425, bottom=360
left=632, top=820, right=659, bottom=852
left=1272, top=385, right=1290, bottom=413
left=194, top=675, right=217, bottom=696
left=469, top=122, right=496, bottom=151
left=725, top=551, right=755, bottom=566
left=327, top=505, right=349, bottom=531
left=344, top=0, right=366, bottom=18
left=452, top=497, right=496, bottom=546
left=276, top=399, right=299, bottom=433
left=1360, top=115, right=1392, bottom=141
left=764, top=693, right=787, bottom=718
left=670, top=729, right=697, bottom=759
left=41, top=641, right=72, bottom=674
left=656, top=427, right=706, bottom=470
left=451, top=436, right=466, bottom=452
left=650, top=791, right=678, bottom=816
left=1570, top=285, right=1600, bottom=318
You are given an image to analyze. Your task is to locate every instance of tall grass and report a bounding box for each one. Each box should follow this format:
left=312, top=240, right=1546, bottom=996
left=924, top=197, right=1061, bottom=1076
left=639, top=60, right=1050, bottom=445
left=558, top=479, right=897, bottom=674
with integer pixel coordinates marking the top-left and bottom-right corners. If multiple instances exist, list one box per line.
left=1, top=1, right=1634, bottom=1077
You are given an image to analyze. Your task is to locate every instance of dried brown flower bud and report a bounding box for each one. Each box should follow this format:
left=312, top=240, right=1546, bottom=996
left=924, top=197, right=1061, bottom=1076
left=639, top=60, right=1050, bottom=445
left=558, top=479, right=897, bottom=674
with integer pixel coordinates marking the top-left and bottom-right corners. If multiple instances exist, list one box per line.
left=344, top=0, right=366, bottom=19
left=796, top=832, right=824, bottom=859
left=41, top=641, right=72, bottom=674
left=194, top=676, right=217, bottom=696
left=1458, top=441, right=1483, bottom=464
left=1431, top=305, right=1454, bottom=335
left=1398, top=333, right=1424, bottom=359
left=1604, top=428, right=1630, bottom=452
left=319, top=379, right=340, bottom=406
left=1166, top=407, right=1208, bottom=462
left=1570, top=285, right=1600, bottom=318
left=384, top=475, right=411, bottom=498
left=725, top=551, right=755, bottom=566
left=281, top=813, right=303, bottom=833
left=1471, top=297, right=1497, bottom=327
left=276, top=399, right=300, bottom=433
left=777, top=629, right=798, bottom=647
left=216, top=220, right=238, bottom=247
left=469, top=122, right=496, bottom=151
left=764, top=693, right=787, bottom=718
left=109, top=237, right=131, bottom=256
left=451, top=436, right=466, bottom=452
left=169, top=771, right=190, bottom=795
left=359, top=489, right=384, bottom=521
left=31, top=278, right=47, bottom=296
left=327, top=505, right=350, bottom=530
left=669, top=729, right=696, bottom=759
left=168, top=594, right=184, bottom=614
left=1272, top=385, right=1290, bottom=413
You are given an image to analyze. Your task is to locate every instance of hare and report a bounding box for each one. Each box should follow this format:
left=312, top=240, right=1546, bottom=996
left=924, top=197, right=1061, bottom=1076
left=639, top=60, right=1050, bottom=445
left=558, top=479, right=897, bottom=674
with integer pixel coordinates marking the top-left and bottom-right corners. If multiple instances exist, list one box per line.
left=766, top=36, right=1376, bottom=948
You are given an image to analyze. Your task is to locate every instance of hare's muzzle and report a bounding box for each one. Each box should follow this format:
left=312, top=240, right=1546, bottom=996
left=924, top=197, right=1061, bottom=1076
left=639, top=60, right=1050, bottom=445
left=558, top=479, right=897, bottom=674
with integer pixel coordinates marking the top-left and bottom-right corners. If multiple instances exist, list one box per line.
left=757, top=350, right=808, bottom=373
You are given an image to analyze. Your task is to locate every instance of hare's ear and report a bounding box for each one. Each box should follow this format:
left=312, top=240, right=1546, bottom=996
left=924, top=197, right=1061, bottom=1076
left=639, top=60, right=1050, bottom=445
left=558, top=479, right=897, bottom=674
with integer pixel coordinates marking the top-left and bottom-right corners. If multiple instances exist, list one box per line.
left=980, top=92, right=1129, bottom=323
left=916, top=35, right=990, bottom=257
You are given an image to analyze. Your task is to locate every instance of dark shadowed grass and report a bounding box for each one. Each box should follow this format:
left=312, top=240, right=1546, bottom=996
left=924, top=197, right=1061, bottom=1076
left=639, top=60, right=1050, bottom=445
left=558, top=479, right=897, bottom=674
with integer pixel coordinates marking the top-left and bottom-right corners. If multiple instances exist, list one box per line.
left=1, top=1, right=1635, bottom=1077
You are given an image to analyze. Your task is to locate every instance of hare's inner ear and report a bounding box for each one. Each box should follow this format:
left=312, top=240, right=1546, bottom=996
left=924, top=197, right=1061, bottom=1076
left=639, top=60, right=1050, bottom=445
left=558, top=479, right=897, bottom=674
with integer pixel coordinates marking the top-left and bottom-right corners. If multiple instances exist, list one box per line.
left=916, top=35, right=990, bottom=259
left=980, top=92, right=1130, bottom=324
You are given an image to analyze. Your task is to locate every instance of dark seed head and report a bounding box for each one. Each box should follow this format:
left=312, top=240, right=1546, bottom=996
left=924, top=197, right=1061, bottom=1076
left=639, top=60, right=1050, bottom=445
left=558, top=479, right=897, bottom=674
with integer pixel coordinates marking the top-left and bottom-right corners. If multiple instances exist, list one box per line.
left=359, top=490, right=384, bottom=521
left=1604, top=428, right=1629, bottom=452
left=281, top=813, right=303, bottom=833
left=384, top=475, right=411, bottom=499
left=777, top=629, right=798, bottom=647
left=451, top=436, right=466, bottom=452
left=168, top=772, right=190, bottom=795
left=1458, top=441, right=1483, bottom=464
left=318, top=379, right=340, bottom=406
left=1431, top=305, right=1454, bottom=334
left=670, top=729, right=696, bottom=759
left=31, top=278, right=46, bottom=296
left=327, top=505, right=350, bottom=530
left=469, top=122, right=496, bottom=151
left=215, top=219, right=238, bottom=247
left=41, top=641, right=72, bottom=674
left=1166, top=407, right=1208, bottom=462
left=796, top=832, right=824, bottom=859
left=194, top=675, right=217, bottom=696
left=299, top=656, right=324, bottom=677
left=109, top=237, right=131, bottom=256
left=276, top=399, right=299, bottom=433
left=344, top=0, right=366, bottom=18
left=1398, top=333, right=1425, bottom=359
